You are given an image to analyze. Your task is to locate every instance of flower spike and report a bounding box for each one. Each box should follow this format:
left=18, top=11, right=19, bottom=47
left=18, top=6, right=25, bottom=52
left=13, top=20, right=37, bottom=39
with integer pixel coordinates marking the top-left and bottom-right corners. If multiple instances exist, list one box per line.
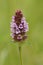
left=10, top=10, right=29, bottom=41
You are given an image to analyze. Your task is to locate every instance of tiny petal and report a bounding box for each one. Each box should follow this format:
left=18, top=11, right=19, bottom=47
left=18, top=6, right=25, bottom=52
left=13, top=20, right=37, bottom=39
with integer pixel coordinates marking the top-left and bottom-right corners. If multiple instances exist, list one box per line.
left=16, top=28, right=20, bottom=34
left=10, top=33, right=15, bottom=38
left=21, top=19, right=26, bottom=24
left=10, top=22, right=16, bottom=28
left=24, top=23, right=28, bottom=32
left=19, top=24, right=23, bottom=29
left=21, top=17, right=25, bottom=21
left=16, top=31, right=19, bottom=34
left=12, top=19, right=15, bottom=22
left=21, top=20, right=24, bottom=24
left=12, top=16, right=15, bottom=19
left=10, top=28, right=15, bottom=33
left=12, top=16, right=15, bottom=22
left=17, top=34, right=22, bottom=40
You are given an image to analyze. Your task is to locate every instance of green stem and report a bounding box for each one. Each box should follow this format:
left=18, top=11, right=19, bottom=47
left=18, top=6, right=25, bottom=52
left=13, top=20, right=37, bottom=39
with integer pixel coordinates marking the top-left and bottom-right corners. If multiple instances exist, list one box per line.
left=19, top=46, right=22, bottom=65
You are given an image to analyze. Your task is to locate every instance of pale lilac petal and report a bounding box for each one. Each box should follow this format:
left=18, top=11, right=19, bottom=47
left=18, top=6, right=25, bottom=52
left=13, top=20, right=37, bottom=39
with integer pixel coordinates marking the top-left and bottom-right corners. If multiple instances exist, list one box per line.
left=10, top=33, right=15, bottom=38
left=21, top=17, right=25, bottom=21
left=24, top=23, right=28, bottom=32
left=19, top=24, right=23, bottom=29
left=12, top=16, right=15, bottom=19
left=12, top=19, right=15, bottom=22
left=10, top=22, right=16, bottom=28
left=17, top=35, right=22, bottom=39
left=16, top=28, right=20, bottom=34
left=21, top=17, right=26, bottom=24
left=21, top=20, right=24, bottom=23
left=10, top=22, right=14, bottom=25
left=15, top=25, right=18, bottom=29
left=21, top=19, right=28, bottom=31
left=12, top=16, right=15, bottom=22
left=16, top=30, right=20, bottom=34
left=21, top=20, right=26, bottom=24
left=10, top=28, right=15, bottom=33
left=16, top=31, right=19, bottom=34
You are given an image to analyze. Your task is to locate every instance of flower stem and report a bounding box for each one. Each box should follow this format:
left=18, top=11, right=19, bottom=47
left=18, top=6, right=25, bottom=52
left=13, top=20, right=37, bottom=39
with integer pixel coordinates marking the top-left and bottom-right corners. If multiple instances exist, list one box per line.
left=19, top=46, right=22, bottom=65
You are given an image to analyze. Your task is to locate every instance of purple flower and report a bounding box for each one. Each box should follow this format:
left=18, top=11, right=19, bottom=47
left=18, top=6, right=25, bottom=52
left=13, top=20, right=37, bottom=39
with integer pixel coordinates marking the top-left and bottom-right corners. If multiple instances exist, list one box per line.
left=10, top=10, right=29, bottom=41
left=16, top=28, right=20, bottom=34
left=24, top=23, right=28, bottom=32
left=10, top=33, right=15, bottom=38
left=12, top=16, right=15, bottom=19
left=17, top=34, right=22, bottom=41
left=10, top=22, right=16, bottom=28
left=19, top=23, right=23, bottom=29
left=10, top=28, right=15, bottom=33
left=12, top=16, right=15, bottom=22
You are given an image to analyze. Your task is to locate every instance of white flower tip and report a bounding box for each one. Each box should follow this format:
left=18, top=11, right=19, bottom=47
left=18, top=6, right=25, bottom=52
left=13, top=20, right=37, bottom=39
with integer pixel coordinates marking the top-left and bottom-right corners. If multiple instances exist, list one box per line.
left=12, top=19, right=15, bottom=22
left=17, top=35, right=22, bottom=39
left=12, top=16, right=15, bottom=19
left=10, top=33, right=15, bottom=38
left=10, top=22, right=16, bottom=28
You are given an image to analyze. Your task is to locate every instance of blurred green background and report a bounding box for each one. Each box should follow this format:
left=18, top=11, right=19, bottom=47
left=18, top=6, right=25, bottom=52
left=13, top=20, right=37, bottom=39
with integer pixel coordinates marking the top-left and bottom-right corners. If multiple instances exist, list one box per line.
left=0, top=0, right=43, bottom=65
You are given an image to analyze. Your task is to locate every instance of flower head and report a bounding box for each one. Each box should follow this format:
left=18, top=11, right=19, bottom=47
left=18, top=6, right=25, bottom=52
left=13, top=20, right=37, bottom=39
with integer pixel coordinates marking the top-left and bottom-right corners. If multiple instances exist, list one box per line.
left=10, top=10, right=29, bottom=41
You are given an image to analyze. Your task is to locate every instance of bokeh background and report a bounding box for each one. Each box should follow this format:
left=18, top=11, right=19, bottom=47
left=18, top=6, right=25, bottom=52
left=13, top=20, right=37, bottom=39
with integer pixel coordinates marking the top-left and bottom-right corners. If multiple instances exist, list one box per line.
left=0, top=0, right=43, bottom=65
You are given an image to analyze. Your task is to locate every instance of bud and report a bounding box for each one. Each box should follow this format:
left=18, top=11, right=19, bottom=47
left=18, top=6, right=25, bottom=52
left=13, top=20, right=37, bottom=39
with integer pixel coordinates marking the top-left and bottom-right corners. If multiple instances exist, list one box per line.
left=10, top=10, right=29, bottom=41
